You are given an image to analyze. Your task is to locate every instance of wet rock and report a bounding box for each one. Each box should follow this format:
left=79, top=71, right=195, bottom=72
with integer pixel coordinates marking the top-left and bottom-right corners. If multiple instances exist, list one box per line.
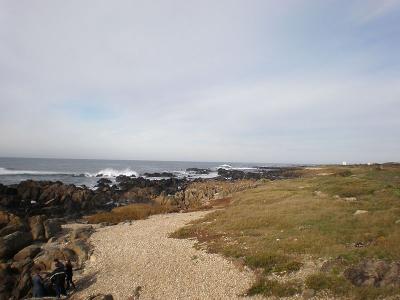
left=97, top=178, right=112, bottom=186
left=143, top=172, right=176, bottom=178
left=186, top=168, right=211, bottom=174
left=0, top=231, right=33, bottom=259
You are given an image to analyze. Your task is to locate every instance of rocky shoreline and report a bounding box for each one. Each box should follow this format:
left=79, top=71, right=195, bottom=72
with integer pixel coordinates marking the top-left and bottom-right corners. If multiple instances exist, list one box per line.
left=0, top=167, right=299, bottom=299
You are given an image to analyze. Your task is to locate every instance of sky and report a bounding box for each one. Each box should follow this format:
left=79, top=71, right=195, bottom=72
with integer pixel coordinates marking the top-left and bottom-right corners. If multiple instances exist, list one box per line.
left=0, top=0, right=399, bottom=164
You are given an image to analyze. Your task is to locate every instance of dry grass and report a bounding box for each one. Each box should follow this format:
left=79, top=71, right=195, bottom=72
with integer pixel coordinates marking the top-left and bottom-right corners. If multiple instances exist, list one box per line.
left=172, top=164, right=400, bottom=298
left=85, top=203, right=173, bottom=224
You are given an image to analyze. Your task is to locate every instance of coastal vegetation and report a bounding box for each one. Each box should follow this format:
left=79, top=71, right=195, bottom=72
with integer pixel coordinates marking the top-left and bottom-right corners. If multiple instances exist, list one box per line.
left=171, top=164, right=400, bottom=299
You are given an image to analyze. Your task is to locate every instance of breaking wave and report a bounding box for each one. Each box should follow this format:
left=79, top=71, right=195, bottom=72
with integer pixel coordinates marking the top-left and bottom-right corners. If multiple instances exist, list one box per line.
left=0, top=167, right=68, bottom=176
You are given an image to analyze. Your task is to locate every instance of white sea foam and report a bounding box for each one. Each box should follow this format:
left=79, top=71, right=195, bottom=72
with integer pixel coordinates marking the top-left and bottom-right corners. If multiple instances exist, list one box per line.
left=0, top=167, right=65, bottom=176
left=217, top=164, right=233, bottom=170
left=86, top=168, right=139, bottom=178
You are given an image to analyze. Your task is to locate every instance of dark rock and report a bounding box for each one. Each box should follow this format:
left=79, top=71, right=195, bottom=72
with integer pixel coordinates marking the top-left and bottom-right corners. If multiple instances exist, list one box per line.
left=344, top=260, right=400, bottom=288
left=43, top=219, right=62, bottom=239
left=97, top=178, right=112, bottom=186
left=13, top=244, right=42, bottom=261
left=186, top=168, right=211, bottom=174
left=0, top=231, right=33, bottom=259
left=143, top=172, right=176, bottom=178
left=0, top=223, right=27, bottom=237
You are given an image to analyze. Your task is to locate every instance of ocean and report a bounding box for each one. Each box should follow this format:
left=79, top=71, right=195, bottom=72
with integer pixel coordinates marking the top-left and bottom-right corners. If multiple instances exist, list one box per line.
left=0, top=157, right=294, bottom=187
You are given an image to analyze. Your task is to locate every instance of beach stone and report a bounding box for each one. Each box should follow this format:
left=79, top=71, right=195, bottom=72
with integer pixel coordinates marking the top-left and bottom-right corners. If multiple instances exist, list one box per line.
left=354, top=210, right=368, bottom=215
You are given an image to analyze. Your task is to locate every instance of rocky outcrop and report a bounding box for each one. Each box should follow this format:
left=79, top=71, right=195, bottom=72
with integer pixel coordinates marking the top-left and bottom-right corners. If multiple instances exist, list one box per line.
left=0, top=231, right=33, bottom=259
left=13, top=244, right=41, bottom=261
left=155, top=180, right=258, bottom=209
left=217, top=167, right=299, bottom=180
left=186, top=168, right=211, bottom=174
left=344, top=260, right=400, bottom=288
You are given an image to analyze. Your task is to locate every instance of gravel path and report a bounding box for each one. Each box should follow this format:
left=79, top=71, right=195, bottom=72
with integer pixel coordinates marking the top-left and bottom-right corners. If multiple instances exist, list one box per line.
left=74, top=211, right=261, bottom=300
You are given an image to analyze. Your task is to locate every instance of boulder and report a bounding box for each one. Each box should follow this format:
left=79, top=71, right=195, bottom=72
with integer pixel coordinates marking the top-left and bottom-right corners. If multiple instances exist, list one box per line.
left=34, top=247, right=66, bottom=270
left=0, top=231, right=33, bottom=259
left=29, top=215, right=46, bottom=240
left=70, top=226, right=94, bottom=241
left=344, top=260, right=400, bottom=287
left=67, top=239, right=91, bottom=262
left=13, top=244, right=42, bottom=261
left=11, top=258, right=33, bottom=299
left=44, top=218, right=62, bottom=239
left=0, top=223, right=27, bottom=237
left=0, top=211, right=22, bottom=227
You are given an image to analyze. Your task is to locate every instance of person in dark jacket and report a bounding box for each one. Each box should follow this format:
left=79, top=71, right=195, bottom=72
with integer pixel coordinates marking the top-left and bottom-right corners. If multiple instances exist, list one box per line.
left=32, top=269, right=45, bottom=298
left=65, top=259, right=76, bottom=290
left=50, top=259, right=66, bottom=298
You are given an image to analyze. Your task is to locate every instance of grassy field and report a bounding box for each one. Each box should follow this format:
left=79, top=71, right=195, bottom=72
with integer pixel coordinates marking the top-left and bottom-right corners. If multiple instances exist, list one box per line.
left=171, top=164, right=400, bottom=299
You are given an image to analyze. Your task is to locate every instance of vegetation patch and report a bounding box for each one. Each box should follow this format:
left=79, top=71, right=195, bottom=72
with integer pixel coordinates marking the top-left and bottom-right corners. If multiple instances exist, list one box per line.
left=171, top=165, right=400, bottom=298
left=85, top=203, right=171, bottom=224
left=247, top=279, right=301, bottom=297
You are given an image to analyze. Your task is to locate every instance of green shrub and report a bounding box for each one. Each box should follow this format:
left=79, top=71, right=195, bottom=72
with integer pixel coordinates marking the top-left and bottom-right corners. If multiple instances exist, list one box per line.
left=248, top=279, right=301, bottom=297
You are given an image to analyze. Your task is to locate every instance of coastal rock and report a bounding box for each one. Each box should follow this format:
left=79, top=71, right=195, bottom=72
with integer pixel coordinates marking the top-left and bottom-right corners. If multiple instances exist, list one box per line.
left=143, top=172, right=176, bottom=178
left=67, top=239, right=91, bottom=263
left=186, top=168, right=211, bottom=174
left=29, top=215, right=46, bottom=240
left=71, top=226, right=94, bottom=241
left=0, top=231, right=33, bottom=259
left=0, top=223, right=27, bottom=237
left=43, top=218, right=62, bottom=239
left=0, top=211, right=22, bottom=227
left=13, top=244, right=42, bottom=261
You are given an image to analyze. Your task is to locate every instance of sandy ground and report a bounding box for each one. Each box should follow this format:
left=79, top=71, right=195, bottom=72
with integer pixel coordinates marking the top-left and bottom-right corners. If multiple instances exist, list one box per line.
left=73, top=211, right=261, bottom=300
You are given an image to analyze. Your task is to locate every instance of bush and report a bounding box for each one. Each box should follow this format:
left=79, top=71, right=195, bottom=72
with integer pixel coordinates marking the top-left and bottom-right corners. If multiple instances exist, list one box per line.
left=85, top=203, right=170, bottom=224
left=306, top=273, right=350, bottom=295
left=248, top=279, right=301, bottom=297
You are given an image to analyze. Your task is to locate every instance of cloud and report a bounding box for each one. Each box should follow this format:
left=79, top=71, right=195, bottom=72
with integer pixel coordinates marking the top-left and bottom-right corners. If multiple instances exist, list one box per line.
left=0, top=1, right=399, bottom=163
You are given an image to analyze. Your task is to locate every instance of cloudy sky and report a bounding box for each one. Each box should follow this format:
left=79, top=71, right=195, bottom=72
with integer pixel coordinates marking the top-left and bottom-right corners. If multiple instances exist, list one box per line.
left=0, top=1, right=399, bottom=164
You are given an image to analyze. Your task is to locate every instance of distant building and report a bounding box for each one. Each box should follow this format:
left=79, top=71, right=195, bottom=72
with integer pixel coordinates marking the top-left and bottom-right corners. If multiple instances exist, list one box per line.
left=342, top=161, right=347, bottom=166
